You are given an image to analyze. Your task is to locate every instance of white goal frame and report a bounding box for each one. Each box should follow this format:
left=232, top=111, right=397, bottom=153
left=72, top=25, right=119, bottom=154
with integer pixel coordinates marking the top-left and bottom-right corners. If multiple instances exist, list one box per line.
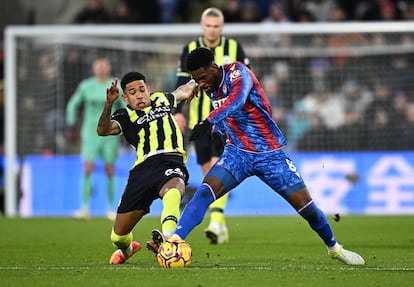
left=4, top=21, right=414, bottom=217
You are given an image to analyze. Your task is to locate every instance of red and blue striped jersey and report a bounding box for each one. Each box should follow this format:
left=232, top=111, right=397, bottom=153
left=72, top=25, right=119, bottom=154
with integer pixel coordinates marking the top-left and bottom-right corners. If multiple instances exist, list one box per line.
left=206, top=62, right=287, bottom=152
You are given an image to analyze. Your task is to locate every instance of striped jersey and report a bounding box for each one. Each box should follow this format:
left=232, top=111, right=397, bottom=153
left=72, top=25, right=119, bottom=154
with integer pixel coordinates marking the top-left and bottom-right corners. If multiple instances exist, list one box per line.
left=111, top=92, right=186, bottom=168
left=176, top=36, right=249, bottom=129
left=206, top=62, right=287, bottom=152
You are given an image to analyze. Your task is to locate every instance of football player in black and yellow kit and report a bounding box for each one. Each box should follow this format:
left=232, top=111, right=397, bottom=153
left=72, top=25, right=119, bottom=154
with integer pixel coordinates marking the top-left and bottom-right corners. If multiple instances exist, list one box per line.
left=97, top=72, right=198, bottom=264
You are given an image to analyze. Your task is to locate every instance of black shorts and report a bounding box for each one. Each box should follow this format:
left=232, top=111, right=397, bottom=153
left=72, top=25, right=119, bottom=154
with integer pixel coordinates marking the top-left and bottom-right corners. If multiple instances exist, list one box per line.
left=194, top=130, right=221, bottom=165
left=117, top=154, right=189, bottom=214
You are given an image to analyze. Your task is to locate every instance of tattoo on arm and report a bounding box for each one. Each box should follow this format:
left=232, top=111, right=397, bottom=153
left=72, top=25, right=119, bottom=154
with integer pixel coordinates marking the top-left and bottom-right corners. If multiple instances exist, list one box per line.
left=97, top=102, right=115, bottom=135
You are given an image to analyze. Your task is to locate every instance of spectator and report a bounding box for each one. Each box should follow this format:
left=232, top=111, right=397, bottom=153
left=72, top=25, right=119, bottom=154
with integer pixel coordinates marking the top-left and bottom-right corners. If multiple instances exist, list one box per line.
left=379, top=0, right=401, bottom=21
left=331, top=108, right=367, bottom=151
left=297, top=113, right=334, bottom=151
left=366, top=110, right=394, bottom=150
left=339, top=80, right=372, bottom=122
left=240, top=1, right=262, bottom=22
left=73, top=0, right=111, bottom=24
left=112, top=0, right=131, bottom=23
left=395, top=102, right=414, bottom=150
left=301, top=83, right=345, bottom=130
left=122, top=0, right=161, bottom=23
left=305, top=0, right=335, bottom=22
left=222, top=0, right=243, bottom=22
left=159, top=0, right=179, bottom=23
left=262, top=1, right=289, bottom=23
left=364, top=81, right=396, bottom=124
left=287, top=101, right=311, bottom=150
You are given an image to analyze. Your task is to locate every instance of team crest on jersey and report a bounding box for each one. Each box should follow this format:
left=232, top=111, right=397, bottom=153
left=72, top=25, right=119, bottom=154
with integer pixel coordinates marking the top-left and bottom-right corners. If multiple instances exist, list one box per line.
left=222, top=84, right=227, bottom=95
left=229, top=64, right=241, bottom=82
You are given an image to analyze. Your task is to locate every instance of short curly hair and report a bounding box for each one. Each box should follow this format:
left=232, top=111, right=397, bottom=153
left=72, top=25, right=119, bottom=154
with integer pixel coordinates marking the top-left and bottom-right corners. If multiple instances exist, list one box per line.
left=185, top=47, right=214, bottom=72
left=120, top=72, right=146, bottom=90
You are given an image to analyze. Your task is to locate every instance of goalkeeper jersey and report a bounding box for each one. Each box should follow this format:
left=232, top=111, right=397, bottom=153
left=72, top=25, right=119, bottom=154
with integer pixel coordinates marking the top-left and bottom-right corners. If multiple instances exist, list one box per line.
left=66, top=77, right=124, bottom=141
left=176, top=36, right=249, bottom=129
left=206, top=62, right=287, bottom=152
left=111, top=92, right=187, bottom=168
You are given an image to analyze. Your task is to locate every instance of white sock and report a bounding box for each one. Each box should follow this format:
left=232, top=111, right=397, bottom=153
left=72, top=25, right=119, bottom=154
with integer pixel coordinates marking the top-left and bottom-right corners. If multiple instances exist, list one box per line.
left=171, top=234, right=182, bottom=240
left=328, top=242, right=342, bottom=254
left=122, top=244, right=133, bottom=257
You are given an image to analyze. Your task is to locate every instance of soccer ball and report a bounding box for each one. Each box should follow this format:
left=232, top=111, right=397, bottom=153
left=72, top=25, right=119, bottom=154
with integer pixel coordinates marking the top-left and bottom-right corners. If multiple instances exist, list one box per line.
left=156, top=238, right=192, bottom=268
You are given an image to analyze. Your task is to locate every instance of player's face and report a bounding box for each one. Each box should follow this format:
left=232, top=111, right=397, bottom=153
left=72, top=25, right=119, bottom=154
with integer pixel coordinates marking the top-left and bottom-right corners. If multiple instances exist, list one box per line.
left=201, top=16, right=223, bottom=45
left=122, top=80, right=151, bottom=110
left=190, top=65, right=220, bottom=94
left=93, top=58, right=111, bottom=81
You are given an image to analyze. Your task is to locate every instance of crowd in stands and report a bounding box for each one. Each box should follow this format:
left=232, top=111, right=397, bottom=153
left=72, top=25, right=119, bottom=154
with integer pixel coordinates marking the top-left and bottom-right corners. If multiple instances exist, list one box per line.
left=1, top=0, right=414, bottom=157
left=70, top=0, right=414, bottom=24
left=77, top=0, right=414, bottom=24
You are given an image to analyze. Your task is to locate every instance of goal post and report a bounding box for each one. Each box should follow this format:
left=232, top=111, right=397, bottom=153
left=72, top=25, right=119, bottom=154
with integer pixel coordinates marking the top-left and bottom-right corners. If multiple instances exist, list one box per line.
left=5, top=22, right=414, bottom=217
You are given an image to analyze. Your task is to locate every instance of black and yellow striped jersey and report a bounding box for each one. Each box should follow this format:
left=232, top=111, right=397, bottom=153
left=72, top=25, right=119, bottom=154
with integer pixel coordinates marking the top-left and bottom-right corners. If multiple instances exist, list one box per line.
left=175, top=36, right=249, bottom=129
left=111, top=92, right=186, bottom=168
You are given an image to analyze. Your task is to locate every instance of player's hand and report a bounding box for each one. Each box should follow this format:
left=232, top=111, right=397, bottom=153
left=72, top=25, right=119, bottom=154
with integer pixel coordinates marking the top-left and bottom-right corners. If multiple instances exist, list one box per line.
left=67, top=125, right=79, bottom=143
left=106, top=78, right=120, bottom=104
left=174, top=113, right=187, bottom=134
left=175, top=79, right=199, bottom=103
left=189, top=120, right=213, bottom=141
left=212, top=132, right=226, bottom=154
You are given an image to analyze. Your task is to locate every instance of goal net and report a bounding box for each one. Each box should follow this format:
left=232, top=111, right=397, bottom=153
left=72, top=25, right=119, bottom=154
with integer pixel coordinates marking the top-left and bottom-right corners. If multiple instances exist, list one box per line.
left=5, top=23, right=414, bottom=216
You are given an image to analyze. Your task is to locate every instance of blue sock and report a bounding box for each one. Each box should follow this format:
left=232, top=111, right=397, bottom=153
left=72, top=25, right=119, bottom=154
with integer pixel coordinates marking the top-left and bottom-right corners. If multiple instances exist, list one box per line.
left=298, top=201, right=336, bottom=247
left=175, top=183, right=216, bottom=239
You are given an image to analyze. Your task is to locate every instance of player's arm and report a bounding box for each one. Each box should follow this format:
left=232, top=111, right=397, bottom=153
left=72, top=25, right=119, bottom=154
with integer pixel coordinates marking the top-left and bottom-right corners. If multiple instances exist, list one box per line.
left=66, top=83, right=85, bottom=126
left=97, top=79, right=122, bottom=136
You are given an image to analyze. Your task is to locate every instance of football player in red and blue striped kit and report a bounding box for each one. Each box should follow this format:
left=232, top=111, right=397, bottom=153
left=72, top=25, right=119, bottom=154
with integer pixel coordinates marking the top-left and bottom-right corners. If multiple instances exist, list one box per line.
left=164, top=47, right=365, bottom=265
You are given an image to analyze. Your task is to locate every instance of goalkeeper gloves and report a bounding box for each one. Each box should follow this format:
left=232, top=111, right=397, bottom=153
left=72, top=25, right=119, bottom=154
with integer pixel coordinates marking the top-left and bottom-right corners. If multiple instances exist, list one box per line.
left=189, top=120, right=213, bottom=141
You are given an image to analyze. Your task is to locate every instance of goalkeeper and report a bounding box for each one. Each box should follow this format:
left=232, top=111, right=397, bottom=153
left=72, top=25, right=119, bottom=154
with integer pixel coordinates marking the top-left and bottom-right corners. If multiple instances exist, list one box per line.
left=97, top=72, right=198, bottom=264
left=166, top=47, right=365, bottom=265
left=174, top=7, right=249, bottom=245
left=66, top=56, right=124, bottom=220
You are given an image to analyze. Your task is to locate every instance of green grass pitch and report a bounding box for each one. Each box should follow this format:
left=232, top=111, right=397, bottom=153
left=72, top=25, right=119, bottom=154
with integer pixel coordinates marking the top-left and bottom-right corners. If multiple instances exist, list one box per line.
left=1, top=215, right=413, bottom=287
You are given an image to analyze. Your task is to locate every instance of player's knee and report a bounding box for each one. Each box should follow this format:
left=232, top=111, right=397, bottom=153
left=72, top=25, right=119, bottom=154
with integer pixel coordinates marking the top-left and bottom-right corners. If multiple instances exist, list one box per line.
left=110, top=229, right=132, bottom=249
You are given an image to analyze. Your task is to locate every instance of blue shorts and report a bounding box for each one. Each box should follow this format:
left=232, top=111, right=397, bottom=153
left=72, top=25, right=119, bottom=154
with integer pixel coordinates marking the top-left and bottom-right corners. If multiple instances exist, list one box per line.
left=207, top=145, right=306, bottom=199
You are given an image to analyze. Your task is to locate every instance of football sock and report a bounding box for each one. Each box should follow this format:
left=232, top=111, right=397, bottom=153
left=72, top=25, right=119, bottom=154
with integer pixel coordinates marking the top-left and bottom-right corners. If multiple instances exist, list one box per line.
left=175, top=183, right=216, bottom=239
left=298, top=200, right=336, bottom=247
left=161, top=188, right=181, bottom=237
left=110, top=229, right=133, bottom=256
left=107, top=176, right=115, bottom=210
left=81, top=174, right=92, bottom=208
left=209, top=193, right=228, bottom=226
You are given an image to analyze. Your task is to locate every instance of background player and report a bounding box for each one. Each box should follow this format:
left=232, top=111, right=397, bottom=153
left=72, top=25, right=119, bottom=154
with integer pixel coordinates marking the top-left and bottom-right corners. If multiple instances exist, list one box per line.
left=97, top=72, right=198, bottom=264
left=168, top=47, right=365, bottom=265
left=66, top=56, right=124, bottom=220
left=174, top=7, right=249, bottom=244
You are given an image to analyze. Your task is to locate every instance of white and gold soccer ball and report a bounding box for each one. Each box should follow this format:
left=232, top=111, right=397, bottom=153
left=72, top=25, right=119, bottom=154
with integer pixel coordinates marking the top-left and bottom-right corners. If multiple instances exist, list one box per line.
left=156, top=238, right=192, bottom=268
